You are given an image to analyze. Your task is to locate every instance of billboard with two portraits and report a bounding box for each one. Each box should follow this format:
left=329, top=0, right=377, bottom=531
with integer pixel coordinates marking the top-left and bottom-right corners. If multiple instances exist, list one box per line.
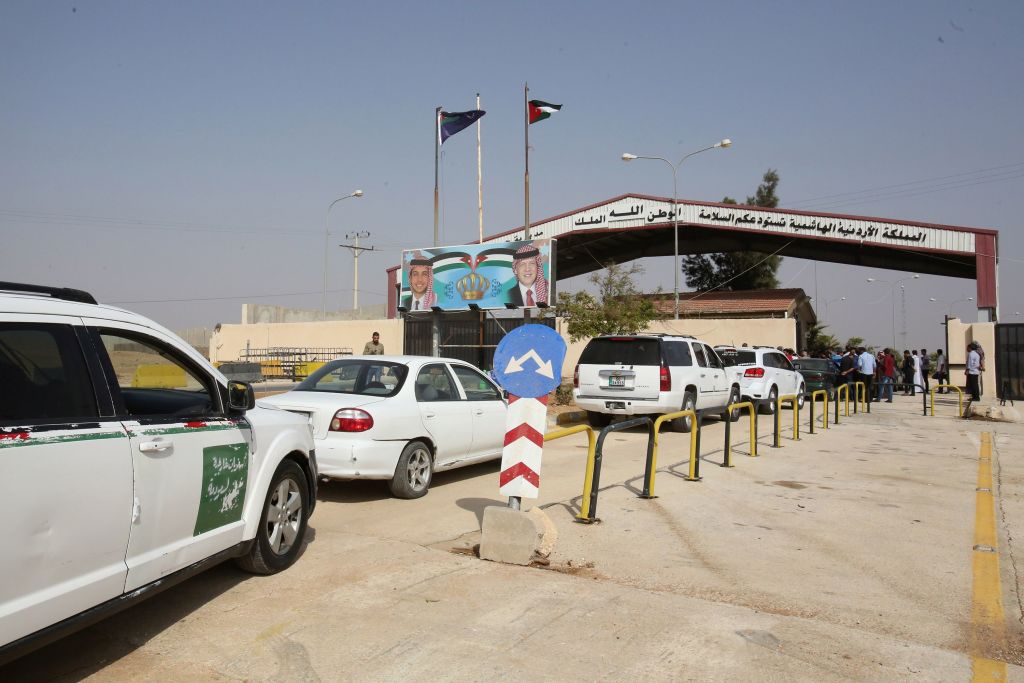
left=399, top=239, right=555, bottom=311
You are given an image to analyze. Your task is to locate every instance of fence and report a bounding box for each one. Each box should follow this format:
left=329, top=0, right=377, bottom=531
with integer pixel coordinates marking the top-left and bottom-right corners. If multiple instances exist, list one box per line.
left=238, top=346, right=352, bottom=381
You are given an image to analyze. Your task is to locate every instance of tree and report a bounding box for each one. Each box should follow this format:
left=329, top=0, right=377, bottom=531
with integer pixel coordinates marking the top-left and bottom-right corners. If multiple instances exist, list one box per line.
left=804, top=322, right=839, bottom=356
left=845, top=336, right=865, bottom=349
left=555, top=261, right=658, bottom=343
left=683, top=170, right=784, bottom=291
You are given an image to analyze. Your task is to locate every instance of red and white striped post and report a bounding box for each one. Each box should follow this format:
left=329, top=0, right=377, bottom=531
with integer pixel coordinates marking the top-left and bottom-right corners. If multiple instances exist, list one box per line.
left=499, top=394, right=549, bottom=506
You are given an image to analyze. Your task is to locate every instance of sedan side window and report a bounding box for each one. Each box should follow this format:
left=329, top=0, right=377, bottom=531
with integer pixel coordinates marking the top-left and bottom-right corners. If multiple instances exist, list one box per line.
left=450, top=365, right=502, bottom=401
left=97, top=331, right=218, bottom=418
left=0, top=323, right=98, bottom=425
left=415, top=364, right=457, bottom=402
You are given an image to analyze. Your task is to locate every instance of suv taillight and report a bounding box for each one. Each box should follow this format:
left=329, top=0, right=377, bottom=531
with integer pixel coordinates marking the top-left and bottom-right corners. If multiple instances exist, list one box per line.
left=330, top=408, right=374, bottom=432
left=744, top=367, right=765, bottom=378
left=660, top=364, right=671, bottom=391
left=573, top=364, right=579, bottom=389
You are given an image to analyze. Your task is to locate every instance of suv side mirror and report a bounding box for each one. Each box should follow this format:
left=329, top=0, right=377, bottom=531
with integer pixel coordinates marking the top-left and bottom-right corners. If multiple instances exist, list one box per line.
left=227, top=380, right=255, bottom=412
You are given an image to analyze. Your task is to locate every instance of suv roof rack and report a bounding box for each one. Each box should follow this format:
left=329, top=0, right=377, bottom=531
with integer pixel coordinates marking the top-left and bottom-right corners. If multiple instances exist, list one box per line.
left=0, top=282, right=98, bottom=305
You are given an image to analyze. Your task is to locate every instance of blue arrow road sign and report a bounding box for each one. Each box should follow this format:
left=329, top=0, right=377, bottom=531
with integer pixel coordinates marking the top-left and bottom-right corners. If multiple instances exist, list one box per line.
left=492, top=324, right=567, bottom=398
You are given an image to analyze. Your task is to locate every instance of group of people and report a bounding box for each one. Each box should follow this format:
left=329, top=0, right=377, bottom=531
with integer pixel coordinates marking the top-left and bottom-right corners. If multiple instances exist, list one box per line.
left=822, top=343, right=984, bottom=402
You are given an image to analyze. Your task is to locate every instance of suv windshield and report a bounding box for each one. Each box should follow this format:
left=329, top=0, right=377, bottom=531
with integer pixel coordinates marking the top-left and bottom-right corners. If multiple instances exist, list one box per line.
left=579, top=338, right=661, bottom=366
left=716, top=349, right=756, bottom=366
left=298, top=359, right=408, bottom=396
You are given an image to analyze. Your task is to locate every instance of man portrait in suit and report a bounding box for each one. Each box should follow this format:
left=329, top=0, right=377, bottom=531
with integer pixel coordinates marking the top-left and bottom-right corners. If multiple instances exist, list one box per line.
left=401, top=252, right=436, bottom=311
left=506, top=244, right=549, bottom=308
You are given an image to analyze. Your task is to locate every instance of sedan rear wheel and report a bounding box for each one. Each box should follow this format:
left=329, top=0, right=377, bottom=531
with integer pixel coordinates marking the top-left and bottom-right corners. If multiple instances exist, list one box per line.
left=389, top=440, right=433, bottom=499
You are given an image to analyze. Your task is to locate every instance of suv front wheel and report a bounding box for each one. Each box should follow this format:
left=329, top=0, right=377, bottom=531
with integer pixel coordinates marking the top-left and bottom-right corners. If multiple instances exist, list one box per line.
left=236, top=459, right=309, bottom=575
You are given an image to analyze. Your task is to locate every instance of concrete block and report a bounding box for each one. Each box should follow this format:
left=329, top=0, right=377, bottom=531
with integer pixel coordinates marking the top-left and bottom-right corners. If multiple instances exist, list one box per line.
left=479, top=506, right=545, bottom=566
left=528, top=507, right=558, bottom=559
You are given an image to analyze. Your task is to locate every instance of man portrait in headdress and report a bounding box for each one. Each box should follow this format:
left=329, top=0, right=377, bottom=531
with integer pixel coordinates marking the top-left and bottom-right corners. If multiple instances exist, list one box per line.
left=402, top=251, right=437, bottom=311
left=507, top=244, right=549, bottom=307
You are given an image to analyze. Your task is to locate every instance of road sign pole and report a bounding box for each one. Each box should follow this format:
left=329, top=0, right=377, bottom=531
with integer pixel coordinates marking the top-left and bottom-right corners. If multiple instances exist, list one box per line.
left=492, top=324, right=567, bottom=506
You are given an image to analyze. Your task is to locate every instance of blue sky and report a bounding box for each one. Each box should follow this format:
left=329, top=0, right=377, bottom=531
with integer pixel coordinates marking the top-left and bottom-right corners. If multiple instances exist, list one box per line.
left=3, top=1, right=1022, bottom=349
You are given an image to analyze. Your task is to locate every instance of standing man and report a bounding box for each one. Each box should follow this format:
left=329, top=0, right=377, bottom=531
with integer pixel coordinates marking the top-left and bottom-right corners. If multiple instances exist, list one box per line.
left=839, top=347, right=857, bottom=388
left=879, top=348, right=896, bottom=402
left=919, top=349, right=931, bottom=394
left=363, top=331, right=384, bottom=355
left=507, top=244, right=549, bottom=307
left=856, top=346, right=876, bottom=403
left=966, top=342, right=983, bottom=401
left=934, top=348, right=948, bottom=393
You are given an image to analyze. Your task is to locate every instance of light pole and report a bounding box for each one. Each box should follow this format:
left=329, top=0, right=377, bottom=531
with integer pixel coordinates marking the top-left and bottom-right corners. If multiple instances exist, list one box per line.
left=622, top=138, right=732, bottom=319
left=323, top=190, right=363, bottom=319
left=866, top=275, right=919, bottom=350
left=821, top=296, right=846, bottom=318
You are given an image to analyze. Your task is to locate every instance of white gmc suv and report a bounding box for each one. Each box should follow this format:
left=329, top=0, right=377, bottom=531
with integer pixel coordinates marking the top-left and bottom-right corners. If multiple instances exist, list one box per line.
left=573, top=334, right=743, bottom=432
left=0, top=283, right=317, bottom=664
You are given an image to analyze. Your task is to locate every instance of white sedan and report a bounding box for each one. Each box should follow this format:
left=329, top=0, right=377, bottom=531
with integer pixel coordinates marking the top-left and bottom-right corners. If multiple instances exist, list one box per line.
left=260, top=356, right=508, bottom=498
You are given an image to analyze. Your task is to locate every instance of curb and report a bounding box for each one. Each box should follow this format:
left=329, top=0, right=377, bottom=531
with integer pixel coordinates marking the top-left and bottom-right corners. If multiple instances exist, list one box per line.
left=554, top=410, right=587, bottom=426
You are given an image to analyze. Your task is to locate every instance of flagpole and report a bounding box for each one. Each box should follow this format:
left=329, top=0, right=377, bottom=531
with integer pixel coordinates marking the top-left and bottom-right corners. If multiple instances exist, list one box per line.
left=434, top=106, right=441, bottom=248
left=477, top=93, right=484, bottom=244
left=524, top=82, right=531, bottom=240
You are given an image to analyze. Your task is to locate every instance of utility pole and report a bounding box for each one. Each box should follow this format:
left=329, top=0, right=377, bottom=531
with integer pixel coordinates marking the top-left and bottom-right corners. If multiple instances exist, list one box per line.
left=340, top=231, right=373, bottom=310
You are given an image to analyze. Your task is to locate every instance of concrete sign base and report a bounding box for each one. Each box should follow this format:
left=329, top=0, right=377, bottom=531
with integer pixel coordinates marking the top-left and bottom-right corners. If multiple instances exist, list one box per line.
left=479, top=506, right=557, bottom=566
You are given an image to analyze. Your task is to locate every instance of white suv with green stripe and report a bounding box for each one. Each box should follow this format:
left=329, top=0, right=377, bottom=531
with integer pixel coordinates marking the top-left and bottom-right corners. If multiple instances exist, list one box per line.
left=0, top=283, right=317, bottom=664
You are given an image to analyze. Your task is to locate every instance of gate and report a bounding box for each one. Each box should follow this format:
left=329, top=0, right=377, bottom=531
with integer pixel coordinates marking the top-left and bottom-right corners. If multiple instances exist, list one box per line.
left=995, top=323, right=1024, bottom=402
left=402, top=312, right=556, bottom=371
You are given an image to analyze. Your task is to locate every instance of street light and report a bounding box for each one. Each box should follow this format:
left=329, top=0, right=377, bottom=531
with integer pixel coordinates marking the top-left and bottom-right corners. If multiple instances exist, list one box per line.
left=819, top=296, right=846, bottom=318
left=622, top=138, right=732, bottom=319
left=866, top=274, right=920, bottom=349
left=323, top=190, right=364, bottom=319
left=929, top=296, right=974, bottom=317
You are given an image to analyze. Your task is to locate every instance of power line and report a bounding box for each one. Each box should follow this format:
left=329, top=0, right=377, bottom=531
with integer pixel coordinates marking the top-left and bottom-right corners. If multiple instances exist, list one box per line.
left=788, top=161, right=1024, bottom=207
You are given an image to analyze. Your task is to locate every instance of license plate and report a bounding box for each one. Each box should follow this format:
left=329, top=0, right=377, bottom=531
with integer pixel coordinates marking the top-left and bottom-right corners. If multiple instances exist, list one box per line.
left=609, top=375, right=625, bottom=387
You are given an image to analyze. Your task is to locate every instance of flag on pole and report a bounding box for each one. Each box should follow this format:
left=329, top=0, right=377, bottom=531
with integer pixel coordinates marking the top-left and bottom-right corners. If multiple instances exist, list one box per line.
left=528, top=100, right=561, bottom=124
left=439, top=109, right=486, bottom=144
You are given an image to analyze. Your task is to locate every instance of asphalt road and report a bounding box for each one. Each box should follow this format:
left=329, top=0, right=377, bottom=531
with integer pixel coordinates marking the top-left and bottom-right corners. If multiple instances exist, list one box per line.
left=3, top=394, right=1022, bottom=681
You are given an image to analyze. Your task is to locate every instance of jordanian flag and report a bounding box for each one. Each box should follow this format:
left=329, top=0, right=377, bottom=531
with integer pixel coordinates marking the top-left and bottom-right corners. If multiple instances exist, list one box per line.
left=528, top=100, right=561, bottom=124
left=431, top=252, right=473, bottom=275
left=439, top=110, right=486, bottom=144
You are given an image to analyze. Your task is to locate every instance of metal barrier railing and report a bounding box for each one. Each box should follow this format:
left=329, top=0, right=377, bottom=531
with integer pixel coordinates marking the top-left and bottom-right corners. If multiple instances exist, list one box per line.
left=930, top=384, right=965, bottom=418
left=647, top=410, right=701, bottom=493
left=808, top=389, right=829, bottom=433
left=722, top=401, right=757, bottom=467
left=544, top=424, right=598, bottom=523
left=835, top=383, right=850, bottom=424
left=772, top=394, right=800, bottom=447
left=854, top=381, right=870, bottom=413
left=576, top=417, right=654, bottom=523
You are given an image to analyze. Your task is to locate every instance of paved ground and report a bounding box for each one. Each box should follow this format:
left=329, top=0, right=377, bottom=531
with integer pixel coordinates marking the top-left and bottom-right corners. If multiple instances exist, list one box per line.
left=3, top=393, right=1022, bottom=681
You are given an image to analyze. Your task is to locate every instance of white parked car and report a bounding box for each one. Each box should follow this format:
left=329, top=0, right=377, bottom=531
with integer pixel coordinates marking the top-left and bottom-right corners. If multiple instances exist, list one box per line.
left=260, top=355, right=507, bottom=499
left=573, top=334, right=743, bottom=432
left=714, top=345, right=806, bottom=413
left=0, top=283, right=317, bottom=664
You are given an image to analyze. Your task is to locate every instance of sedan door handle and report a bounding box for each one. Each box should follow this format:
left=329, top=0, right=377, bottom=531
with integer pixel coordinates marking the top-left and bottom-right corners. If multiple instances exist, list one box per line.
left=139, top=439, right=173, bottom=453
left=424, top=412, right=436, bottom=419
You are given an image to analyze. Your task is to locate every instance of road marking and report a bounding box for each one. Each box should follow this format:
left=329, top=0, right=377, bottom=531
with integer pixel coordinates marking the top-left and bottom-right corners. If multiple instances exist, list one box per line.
left=971, top=432, right=1006, bottom=682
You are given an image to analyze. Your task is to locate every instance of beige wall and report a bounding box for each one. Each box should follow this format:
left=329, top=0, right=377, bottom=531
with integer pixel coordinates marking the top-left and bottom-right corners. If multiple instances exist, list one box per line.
left=213, top=316, right=796, bottom=382
left=210, top=320, right=404, bottom=364
left=945, top=319, right=996, bottom=392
